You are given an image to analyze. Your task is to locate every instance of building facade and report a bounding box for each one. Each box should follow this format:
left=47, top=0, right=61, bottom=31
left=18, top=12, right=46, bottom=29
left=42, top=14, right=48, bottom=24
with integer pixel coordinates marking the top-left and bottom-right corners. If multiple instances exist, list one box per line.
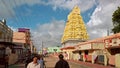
left=47, top=47, right=61, bottom=53
left=0, top=19, right=13, bottom=42
left=13, top=28, right=32, bottom=63
left=72, top=33, right=120, bottom=67
left=13, top=28, right=31, bottom=49
left=0, top=19, right=14, bottom=66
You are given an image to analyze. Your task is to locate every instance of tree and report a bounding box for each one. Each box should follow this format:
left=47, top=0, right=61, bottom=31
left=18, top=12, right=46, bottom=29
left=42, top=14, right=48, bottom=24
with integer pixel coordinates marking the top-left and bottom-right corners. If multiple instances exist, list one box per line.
left=112, top=7, right=120, bottom=33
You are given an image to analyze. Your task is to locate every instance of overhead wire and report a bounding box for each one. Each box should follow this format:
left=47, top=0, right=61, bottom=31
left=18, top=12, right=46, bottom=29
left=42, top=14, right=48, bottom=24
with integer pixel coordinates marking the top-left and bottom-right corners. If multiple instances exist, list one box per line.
left=13, top=0, right=35, bottom=43
left=0, top=0, right=40, bottom=48
left=15, top=0, right=34, bottom=29
left=14, top=0, right=27, bottom=28
left=1, top=0, right=37, bottom=43
left=1, top=0, right=16, bottom=20
left=7, top=0, right=21, bottom=28
left=1, top=0, right=23, bottom=28
left=1, top=0, right=32, bottom=29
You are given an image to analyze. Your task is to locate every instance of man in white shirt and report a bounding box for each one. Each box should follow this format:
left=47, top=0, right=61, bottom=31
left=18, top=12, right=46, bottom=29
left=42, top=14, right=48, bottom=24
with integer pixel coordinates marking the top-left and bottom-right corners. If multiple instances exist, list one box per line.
left=27, top=56, right=40, bottom=68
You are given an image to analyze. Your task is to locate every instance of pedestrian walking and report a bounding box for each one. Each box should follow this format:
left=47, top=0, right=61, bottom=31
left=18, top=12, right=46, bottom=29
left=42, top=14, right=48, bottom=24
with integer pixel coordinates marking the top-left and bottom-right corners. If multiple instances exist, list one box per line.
left=55, top=54, right=70, bottom=68
left=38, top=56, right=46, bottom=68
left=5, top=55, right=9, bottom=68
left=65, top=52, right=68, bottom=60
left=25, top=51, right=32, bottom=68
left=27, top=56, right=40, bottom=68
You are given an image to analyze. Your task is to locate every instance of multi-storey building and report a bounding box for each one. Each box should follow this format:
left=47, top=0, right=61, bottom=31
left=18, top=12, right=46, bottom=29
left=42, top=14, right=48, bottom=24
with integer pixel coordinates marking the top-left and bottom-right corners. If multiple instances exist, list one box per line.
left=0, top=19, right=13, bottom=42
left=0, top=19, right=13, bottom=54
left=0, top=19, right=14, bottom=66
left=13, top=28, right=31, bottom=49
left=13, top=28, right=31, bottom=62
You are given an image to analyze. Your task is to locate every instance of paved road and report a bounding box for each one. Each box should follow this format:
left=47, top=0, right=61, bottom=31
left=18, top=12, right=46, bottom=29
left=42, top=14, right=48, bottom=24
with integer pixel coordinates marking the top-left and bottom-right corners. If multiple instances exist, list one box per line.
left=4, top=55, right=114, bottom=68
left=45, top=56, right=90, bottom=68
left=7, top=56, right=90, bottom=68
left=9, top=64, right=25, bottom=68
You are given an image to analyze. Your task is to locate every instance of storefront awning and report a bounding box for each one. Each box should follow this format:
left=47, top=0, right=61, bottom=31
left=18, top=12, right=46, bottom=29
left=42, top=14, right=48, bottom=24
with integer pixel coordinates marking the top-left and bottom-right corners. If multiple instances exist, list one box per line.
left=60, top=46, right=75, bottom=50
left=106, top=46, right=120, bottom=49
left=73, top=49, right=100, bottom=53
left=0, top=41, right=16, bottom=46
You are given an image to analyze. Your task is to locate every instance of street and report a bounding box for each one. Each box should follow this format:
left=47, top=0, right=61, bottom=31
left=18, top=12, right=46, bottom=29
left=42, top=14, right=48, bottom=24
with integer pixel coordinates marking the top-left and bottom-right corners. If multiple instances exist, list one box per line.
left=7, top=55, right=114, bottom=68
left=8, top=56, right=90, bottom=68
left=45, top=56, right=90, bottom=68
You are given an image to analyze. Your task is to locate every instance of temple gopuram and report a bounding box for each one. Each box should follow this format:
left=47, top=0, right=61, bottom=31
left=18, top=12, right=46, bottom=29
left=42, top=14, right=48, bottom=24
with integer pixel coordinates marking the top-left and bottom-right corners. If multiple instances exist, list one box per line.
left=61, top=6, right=89, bottom=60
left=61, top=6, right=89, bottom=47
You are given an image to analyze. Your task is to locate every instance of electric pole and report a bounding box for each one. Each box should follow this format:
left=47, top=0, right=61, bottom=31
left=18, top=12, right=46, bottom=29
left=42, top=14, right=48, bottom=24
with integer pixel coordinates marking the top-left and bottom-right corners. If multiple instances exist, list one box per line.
left=107, top=29, right=109, bottom=36
left=41, top=41, right=43, bottom=55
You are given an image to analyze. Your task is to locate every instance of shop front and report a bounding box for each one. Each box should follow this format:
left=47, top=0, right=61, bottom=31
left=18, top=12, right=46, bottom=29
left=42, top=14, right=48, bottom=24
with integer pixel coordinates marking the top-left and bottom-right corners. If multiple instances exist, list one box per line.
left=0, top=42, right=16, bottom=67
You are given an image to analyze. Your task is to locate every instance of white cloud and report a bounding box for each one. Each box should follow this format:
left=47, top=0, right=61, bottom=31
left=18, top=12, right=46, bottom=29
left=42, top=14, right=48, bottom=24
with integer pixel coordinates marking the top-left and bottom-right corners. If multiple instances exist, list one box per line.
left=0, top=0, right=44, bottom=18
left=46, top=0, right=96, bottom=12
left=0, top=0, right=15, bottom=18
left=87, top=0, right=120, bottom=40
left=0, top=0, right=96, bottom=18
left=31, top=20, right=65, bottom=50
left=8, top=26, right=17, bottom=32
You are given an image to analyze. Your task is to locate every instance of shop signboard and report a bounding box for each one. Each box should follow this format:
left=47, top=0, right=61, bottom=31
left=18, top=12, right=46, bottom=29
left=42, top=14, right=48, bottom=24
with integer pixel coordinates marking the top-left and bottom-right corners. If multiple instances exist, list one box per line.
left=92, top=43, right=104, bottom=49
left=80, top=43, right=91, bottom=50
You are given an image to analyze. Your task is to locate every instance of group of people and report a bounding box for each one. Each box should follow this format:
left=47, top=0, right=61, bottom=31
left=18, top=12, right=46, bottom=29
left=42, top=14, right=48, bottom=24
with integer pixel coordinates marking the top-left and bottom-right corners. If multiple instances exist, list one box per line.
left=26, top=56, right=45, bottom=68
left=25, top=54, right=45, bottom=68
left=26, top=54, right=70, bottom=68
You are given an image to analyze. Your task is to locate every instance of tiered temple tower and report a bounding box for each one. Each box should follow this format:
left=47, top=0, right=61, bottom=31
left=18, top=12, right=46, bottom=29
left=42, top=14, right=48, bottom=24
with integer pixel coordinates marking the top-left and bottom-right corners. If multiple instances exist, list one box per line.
left=61, top=6, right=89, bottom=47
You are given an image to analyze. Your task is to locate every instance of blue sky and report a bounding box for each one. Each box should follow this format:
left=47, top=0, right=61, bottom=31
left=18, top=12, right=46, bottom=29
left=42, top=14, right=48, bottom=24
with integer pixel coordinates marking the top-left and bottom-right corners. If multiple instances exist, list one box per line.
left=0, top=0, right=119, bottom=50
left=7, top=5, right=67, bottom=29
left=12, top=4, right=70, bottom=28
left=6, top=2, right=96, bottom=29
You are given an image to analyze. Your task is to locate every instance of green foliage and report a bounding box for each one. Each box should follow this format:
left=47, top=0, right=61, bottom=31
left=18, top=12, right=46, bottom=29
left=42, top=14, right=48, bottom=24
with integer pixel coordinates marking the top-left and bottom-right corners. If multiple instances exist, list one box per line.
left=112, top=7, right=120, bottom=33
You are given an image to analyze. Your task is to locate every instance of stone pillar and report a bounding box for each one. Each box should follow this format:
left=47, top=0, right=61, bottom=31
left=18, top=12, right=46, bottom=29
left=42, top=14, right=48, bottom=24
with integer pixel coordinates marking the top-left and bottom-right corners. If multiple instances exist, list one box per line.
left=115, top=54, right=120, bottom=68
left=72, top=53, right=75, bottom=60
left=77, top=53, right=80, bottom=61
left=92, top=55, right=95, bottom=64
left=92, top=51, right=95, bottom=64
left=104, top=54, right=108, bottom=66
left=75, top=53, right=78, bottom=60
left=69, top=52, right=72, bottom=60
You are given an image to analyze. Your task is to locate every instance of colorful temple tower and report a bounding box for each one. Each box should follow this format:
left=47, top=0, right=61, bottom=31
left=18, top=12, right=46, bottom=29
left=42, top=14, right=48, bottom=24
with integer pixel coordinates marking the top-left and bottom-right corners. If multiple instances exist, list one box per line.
left=61, top=6, right=89, bottom=47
